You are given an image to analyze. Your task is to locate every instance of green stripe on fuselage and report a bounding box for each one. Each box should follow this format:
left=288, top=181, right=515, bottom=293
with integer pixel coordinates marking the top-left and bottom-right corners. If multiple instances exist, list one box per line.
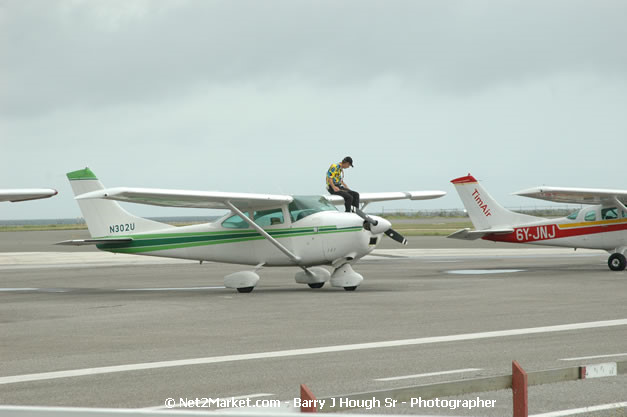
left=96, top=226, right=362, bottom=254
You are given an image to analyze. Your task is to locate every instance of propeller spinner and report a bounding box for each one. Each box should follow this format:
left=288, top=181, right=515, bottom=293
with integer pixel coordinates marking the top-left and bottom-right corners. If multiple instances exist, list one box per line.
left=355, top=209, right=408, bottom=245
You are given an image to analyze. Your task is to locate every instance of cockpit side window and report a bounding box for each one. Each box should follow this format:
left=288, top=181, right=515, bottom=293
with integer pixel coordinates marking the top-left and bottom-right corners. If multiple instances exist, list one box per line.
left=601, top=207, right=618, bottom=220
left=584, top=210, right=597, bottom=222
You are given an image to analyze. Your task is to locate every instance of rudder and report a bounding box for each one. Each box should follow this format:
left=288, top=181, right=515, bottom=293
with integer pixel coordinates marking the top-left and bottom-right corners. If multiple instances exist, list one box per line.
left=451, top=174, right=541, bottom=229
left=67, top=168, right=173, bottom=237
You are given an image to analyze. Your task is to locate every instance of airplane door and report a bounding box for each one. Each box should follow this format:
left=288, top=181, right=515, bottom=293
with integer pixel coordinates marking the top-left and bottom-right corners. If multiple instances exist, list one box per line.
left=581, top=207, right=603, bottom=246
left=600, top=206, right=621, bottom=248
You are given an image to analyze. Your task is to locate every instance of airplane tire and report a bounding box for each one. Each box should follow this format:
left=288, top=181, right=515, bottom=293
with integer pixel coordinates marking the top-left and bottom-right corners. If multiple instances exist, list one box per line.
left=308, top=283, right=325, bottom=289
left=343, top=286, right=358, bottom=291
left=236, top=286, right=255, bottom=293
left=608, top=253, right=626, bottom=271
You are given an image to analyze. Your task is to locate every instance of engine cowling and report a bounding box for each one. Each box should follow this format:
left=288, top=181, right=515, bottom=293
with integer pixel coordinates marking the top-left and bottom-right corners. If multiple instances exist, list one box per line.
left=365, top=216, right=392, bottom=235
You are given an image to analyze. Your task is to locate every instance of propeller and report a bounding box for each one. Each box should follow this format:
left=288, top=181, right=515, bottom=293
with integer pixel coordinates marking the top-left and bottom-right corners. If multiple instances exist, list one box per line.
left=355, top=209, right=408, bottom=245
left=383, top=228, right=408, bottom=245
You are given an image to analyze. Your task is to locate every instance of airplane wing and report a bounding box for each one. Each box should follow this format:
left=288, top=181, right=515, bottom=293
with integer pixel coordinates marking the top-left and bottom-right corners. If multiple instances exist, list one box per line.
left=0, top=189, right=58, bottom=202
left=75, top=187, right=293, bottom=210
left=514, top=186, right=627, bottom=205
left=325, top=191, right=446, bottom=205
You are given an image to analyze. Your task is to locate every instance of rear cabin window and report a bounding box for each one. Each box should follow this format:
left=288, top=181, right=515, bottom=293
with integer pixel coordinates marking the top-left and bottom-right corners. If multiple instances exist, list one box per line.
left=584, top=210, right=597, bottom=222
left=566, top=210, right=580, bottom=220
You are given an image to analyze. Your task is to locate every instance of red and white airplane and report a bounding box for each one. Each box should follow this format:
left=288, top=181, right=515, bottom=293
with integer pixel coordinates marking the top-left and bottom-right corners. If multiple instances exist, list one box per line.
left=449, top=174, right=627, bottom=271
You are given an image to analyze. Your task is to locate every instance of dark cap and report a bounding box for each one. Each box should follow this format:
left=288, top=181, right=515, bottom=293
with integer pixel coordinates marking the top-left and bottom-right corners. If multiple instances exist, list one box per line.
left=342, top=156, right=354, bottom=167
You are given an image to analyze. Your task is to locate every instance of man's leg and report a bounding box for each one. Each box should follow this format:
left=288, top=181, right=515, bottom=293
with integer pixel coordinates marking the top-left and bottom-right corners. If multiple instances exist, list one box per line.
left=347, top=190, right=360, bottom=210
left=329, top=187, right=353, bottom=212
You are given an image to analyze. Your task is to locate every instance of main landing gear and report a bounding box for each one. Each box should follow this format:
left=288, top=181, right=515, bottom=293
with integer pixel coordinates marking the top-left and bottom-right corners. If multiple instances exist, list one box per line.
left=608, top=253, right=626, bottom=271
left=295, top=264, right=363, bottom=291
left=224, top=264, right=365, bottom=293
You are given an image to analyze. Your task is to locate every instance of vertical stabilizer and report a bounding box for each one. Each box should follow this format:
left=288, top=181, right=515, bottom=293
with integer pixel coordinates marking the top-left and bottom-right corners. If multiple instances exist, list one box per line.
left=67, top=168, right=173, bottom=237
left=451, top=174, right=542, bottom=229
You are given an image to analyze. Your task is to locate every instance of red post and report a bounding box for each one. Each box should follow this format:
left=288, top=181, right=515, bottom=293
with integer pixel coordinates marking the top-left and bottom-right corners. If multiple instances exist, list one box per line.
left=512, top=361, right=528, bottom=417
left=300, top=384, right=317, bottom=413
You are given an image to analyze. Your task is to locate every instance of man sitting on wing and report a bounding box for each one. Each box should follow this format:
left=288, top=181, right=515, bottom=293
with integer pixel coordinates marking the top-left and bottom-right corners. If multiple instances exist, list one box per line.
left=326, top=156, right=360, bottom=213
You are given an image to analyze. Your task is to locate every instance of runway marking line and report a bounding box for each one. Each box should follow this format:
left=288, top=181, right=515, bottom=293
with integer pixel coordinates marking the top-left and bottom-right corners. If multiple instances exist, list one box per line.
left=530, top=401, right=627, bottom=417
left=1, top=318, right=626, bottom=386
left=374, top=368, right=482, bottom=381
left=559, top=352, right=627, bottom=361
left=446, top=269, right=525, bottom=275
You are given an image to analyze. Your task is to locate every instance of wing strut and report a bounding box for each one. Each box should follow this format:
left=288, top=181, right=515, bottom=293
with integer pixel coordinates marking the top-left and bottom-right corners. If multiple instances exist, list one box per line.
left=613, top=196, right=627, bottom=213
left=225, top=201, right=304, bottom=269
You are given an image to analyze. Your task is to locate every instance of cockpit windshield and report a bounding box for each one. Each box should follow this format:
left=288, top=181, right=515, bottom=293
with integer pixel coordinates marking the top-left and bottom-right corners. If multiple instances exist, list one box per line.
left=289, top=195, right=337, bottom=222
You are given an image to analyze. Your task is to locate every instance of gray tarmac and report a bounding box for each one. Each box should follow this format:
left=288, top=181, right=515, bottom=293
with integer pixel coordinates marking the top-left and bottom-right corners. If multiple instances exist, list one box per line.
left=0, top=231, right=626, bottom=416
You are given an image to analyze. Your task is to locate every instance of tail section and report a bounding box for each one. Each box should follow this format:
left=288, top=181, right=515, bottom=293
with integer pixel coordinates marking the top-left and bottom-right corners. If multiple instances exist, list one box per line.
left=67, top=168, right=173, bottom=237
left=451, top=174, right=542, bottom=230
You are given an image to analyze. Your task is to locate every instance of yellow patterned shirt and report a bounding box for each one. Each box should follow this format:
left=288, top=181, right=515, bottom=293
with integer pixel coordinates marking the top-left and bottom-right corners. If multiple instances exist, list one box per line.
left=327, top=163, right=344, bottom=186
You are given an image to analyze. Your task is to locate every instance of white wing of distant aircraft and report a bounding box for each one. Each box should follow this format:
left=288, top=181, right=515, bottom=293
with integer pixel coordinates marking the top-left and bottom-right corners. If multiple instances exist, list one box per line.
left=0, top=189, right=58, bottom=202
left=514, top=186, right=627, bottom=206
left=59, top=167, right=446, bottom=293
left=449, top=174, right=627, bottom=272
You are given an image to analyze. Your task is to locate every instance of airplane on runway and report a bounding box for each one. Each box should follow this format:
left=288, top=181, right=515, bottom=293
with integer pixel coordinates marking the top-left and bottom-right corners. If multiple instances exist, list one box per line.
left=0, top=189, right=57, bottom=202
left=449, top=174, right=627, bottom=271
left=59, top=168, right=445, bottom=292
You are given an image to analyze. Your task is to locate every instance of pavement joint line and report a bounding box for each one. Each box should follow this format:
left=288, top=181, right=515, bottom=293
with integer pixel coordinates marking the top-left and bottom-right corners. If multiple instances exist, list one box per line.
left=116, top=286, right=226, bottom=291
left=529, top=401, right=627, bottom=417
left=559, top=353, right=627, bottom=361
left=1, top=318, right=627, bottom=386
left=374, top=368, right=482, bottom=382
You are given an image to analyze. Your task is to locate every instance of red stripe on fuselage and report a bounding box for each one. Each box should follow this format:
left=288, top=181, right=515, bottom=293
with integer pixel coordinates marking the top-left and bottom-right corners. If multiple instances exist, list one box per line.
left=484, top=222, right=627, bottom=243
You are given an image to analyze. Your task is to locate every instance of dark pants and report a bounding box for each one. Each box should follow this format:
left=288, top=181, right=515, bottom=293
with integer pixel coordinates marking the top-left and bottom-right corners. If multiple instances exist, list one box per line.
left=328, top=185, right=360, bottom=212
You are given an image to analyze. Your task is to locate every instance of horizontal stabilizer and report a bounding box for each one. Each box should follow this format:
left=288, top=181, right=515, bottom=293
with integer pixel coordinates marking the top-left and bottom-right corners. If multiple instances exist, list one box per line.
left=447, top=228, right=514, bottom=240
left=56, top=238, right=133, bottom=246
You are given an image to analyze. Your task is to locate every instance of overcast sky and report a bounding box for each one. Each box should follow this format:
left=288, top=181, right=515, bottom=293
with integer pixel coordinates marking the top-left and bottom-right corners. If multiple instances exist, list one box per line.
left=2, top=0, right=626, bottom=219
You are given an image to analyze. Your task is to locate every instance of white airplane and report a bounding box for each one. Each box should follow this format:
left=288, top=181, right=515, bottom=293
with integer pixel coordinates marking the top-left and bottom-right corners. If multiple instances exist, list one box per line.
left=449, top=174, right=627, bottom=271
left=0, top=189, right=57, bottom=202
left=59, top=168, right=446, bottom=292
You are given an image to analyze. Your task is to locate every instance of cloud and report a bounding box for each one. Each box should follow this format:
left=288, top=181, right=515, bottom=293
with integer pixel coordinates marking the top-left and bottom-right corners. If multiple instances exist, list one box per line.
left=2, top=1, right=627, bottom=220
left=2, top=0, right=626, bottom=117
